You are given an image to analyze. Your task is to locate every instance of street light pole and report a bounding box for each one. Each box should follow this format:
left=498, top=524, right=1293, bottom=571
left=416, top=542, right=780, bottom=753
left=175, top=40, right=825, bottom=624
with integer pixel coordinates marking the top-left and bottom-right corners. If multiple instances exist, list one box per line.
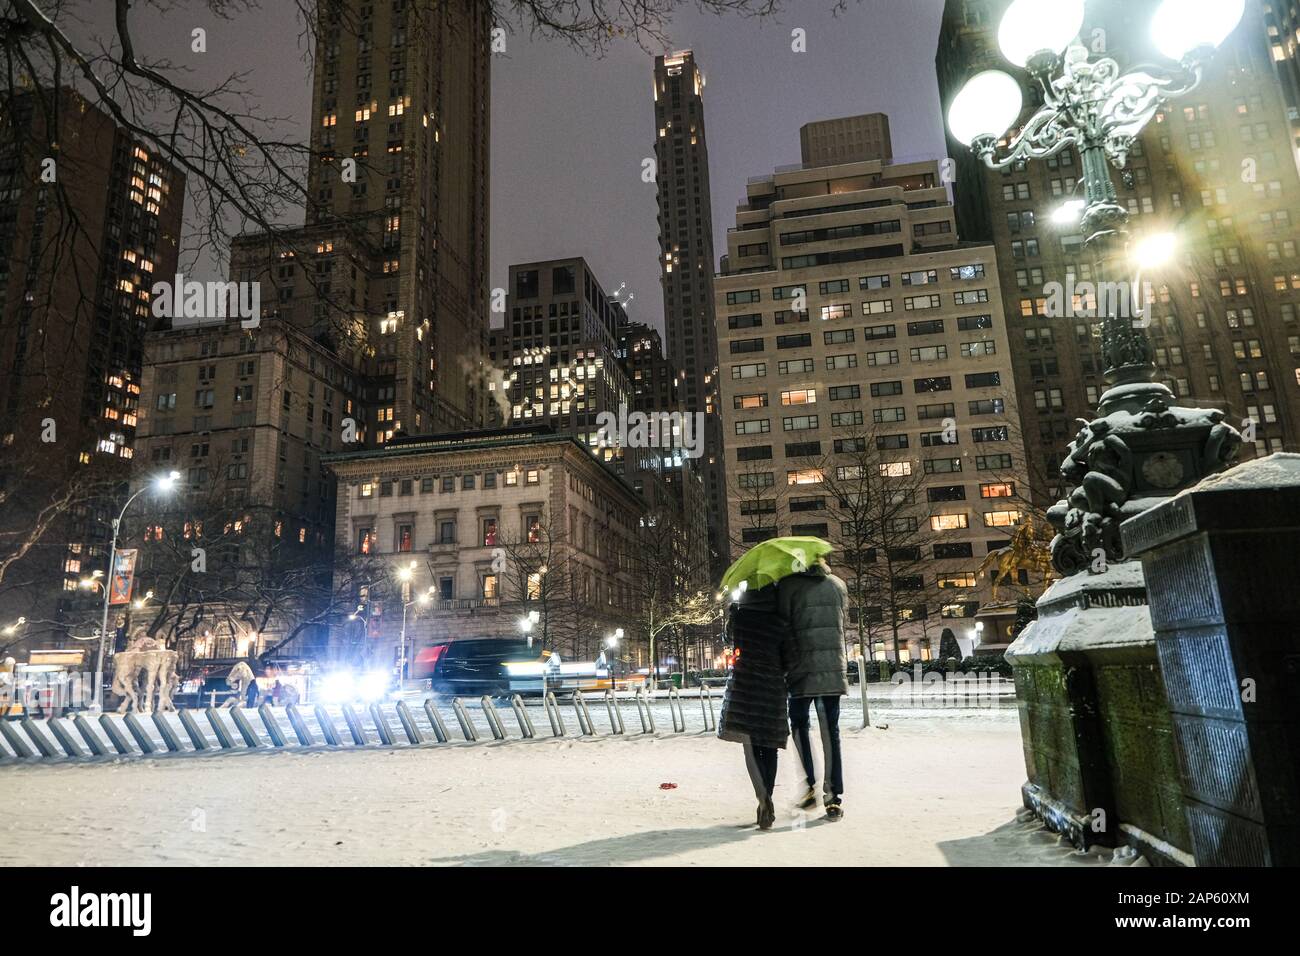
left=92, top=471, right=179, bottom=710
left=395, top=560, right=420, bottom=697
left=947, top=0, right=1247, bottom=573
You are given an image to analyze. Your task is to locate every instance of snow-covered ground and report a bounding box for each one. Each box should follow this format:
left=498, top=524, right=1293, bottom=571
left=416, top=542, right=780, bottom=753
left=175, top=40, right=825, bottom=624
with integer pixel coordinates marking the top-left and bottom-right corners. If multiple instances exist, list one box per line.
left=0, top=710, right=1135, bottom=866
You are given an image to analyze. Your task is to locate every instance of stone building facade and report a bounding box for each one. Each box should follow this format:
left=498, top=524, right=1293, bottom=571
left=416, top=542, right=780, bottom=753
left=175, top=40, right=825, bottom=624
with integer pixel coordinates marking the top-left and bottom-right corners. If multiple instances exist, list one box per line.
left=325, top=429, right=642, bottom=666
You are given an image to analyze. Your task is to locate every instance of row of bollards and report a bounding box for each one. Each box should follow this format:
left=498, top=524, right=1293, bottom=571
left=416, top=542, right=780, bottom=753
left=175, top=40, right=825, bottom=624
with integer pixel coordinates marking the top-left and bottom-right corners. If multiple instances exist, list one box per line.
left=0, top=687, right=711, bottom=765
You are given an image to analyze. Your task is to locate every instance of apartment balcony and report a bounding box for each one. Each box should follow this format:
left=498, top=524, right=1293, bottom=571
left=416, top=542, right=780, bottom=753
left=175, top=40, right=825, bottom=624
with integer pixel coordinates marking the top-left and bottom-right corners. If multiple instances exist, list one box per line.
left=428, top=597, right=501, bottom=612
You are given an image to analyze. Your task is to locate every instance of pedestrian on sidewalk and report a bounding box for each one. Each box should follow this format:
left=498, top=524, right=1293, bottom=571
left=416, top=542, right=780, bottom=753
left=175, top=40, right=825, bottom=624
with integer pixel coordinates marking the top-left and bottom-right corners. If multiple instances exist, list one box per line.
left=716, top=579, right=790, bottom=831
left=717, top=536, right=836, bottom=830
left=777, top=556, right=849, bottom=821
left=245, top=675, right=261, bottom=709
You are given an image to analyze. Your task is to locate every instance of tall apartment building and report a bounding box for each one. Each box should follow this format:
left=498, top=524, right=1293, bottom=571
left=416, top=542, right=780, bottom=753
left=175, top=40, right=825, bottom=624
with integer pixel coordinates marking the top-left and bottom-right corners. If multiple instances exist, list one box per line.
left=130, top=320, right=359, bottom=662
left=652, top=50, right=727, bottom=573
left=221, top=0, right=491, bottom=442
left=617, top=319, right=684, bottom=416
left=715, top=149, right=1031, bottom=661
left=615, top=318, right=712, bottom=587
left=494, top=258, right=636, bottom=467
left=0, top=89, right=183, bottom=649
left=1261, top=1, right=1300, bottom=155
left=325, top=428, right=642, bottom=663
left=938, top=0, right=1300, bottom=502
left=800, top=113, right=894, bottom=166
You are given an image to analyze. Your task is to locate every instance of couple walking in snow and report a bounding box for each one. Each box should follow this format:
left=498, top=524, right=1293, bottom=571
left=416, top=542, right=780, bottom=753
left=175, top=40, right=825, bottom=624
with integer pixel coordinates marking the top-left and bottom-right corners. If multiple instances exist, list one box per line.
left=717, top=537, right=848, bottom=830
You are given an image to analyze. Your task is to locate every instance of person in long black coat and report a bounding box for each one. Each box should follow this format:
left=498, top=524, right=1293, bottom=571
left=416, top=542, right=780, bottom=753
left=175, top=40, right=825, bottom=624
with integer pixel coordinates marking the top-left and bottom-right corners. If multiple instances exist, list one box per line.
left=717, top=582, right=791, bottom=829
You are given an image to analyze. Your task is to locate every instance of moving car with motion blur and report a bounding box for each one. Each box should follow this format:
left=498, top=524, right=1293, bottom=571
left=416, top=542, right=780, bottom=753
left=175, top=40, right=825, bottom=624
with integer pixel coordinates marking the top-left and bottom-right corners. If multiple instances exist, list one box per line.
left=411, top=638, right=609, bottom=698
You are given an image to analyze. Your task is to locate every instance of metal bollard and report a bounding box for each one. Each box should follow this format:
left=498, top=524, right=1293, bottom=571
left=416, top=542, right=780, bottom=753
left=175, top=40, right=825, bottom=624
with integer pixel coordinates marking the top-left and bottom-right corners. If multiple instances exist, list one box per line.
left=122, top=712, right=157, bottom=754
left=151, top=712, right=184, bottom=752
left=422, top=699, right=450, bottom=743
left=666, top=687, right=686, bottom=733
left=543, top=691, right=566, bottom=737
left=176, top=710, right=210, bottom=751
left=634, top=685, right=655, bottom=734
left=204, top=708, right=236, bottom=749
left=48, top=718, right=87, bottom=758
left=395, top=701, right=424, bottom=744
left=700, top=684, right=717, bottom=732
left=369, top=703, right=396, bottom=746
left=604, top=688, right=625, bottom=735
left=73, top=715, right=108, bottom=756
left=229, top=707, right=263, bottom=748
left=0, top=719, right=35, bottom=759
left=858, top=655, right=871, bottom=729
left=451, top=698, right=478, bottom=741
left=572, top=690, right=598, bottom=736
left=285, top=704, right=316, bottom=746
left=339, top=704, right=368, bottom=745
left=511, top=694, right=536, bottom=738
left=19, top=719, right=59, bottom=758
left=479, top=697, right=507, bottom=740
left=258, top=704, right=289, bottom=748
left=313, top=705, right=342, bottom=746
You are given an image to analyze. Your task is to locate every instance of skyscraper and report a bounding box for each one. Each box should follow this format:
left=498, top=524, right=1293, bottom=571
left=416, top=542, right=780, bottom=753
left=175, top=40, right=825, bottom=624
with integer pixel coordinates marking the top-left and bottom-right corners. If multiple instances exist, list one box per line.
left=653, top=50, right=727, bottom=573
left=715, top=144, right=1031, bottom=662
left=495, top=257, right=636, bottom=470
left=0, top=89, right=184, bottom=649
left=124, top=0, right=493, bottom=660
left=240, top=0, right=493, bottom=439
left=937, top=0, right=1300, bottom=506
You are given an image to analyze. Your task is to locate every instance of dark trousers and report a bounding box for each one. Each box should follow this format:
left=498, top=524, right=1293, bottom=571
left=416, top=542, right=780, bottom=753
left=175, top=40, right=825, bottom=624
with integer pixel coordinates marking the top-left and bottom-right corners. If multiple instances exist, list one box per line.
left=790, top=695, right=843, bottom=802
left=742, top=740, right=779, bottom=801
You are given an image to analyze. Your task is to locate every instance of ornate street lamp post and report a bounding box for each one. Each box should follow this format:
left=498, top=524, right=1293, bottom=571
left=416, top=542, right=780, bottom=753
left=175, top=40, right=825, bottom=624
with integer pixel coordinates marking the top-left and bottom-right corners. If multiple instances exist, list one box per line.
left=948, top=0, right=1246, bottom=574
left=946, top=0, right=1258, bottom=857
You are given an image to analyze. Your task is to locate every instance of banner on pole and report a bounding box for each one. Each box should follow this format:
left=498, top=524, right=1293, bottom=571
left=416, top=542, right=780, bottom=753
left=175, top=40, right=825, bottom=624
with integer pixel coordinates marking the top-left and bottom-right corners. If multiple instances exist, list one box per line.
left=108, top=549, right=138, bottom=606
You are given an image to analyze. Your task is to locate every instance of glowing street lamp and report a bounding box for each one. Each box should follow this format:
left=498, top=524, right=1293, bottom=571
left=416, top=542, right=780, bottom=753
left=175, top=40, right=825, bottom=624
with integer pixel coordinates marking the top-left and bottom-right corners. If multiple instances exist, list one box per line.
left=946, top=0, right=1246, bottom=571
left=395, top=563, right=427, bottom=694
left=1132, top=232, right=1178, bottom=271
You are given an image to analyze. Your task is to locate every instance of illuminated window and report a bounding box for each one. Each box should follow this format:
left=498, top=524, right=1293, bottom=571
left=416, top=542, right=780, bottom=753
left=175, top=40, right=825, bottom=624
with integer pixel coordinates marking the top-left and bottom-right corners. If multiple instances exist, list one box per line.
left=786, top=468, right=824, bottom=486
left=983, top=510, right=1022, bottom=528
left=930, top=514, right=969, bottom=531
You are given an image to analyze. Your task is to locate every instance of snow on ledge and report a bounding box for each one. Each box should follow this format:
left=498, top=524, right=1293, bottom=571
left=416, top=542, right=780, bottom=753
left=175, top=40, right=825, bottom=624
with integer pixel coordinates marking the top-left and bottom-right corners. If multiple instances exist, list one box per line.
left=1177, top=452, right=1300, bottom=496
left=1037, top=560, right=1146, bottom=607
left=1008, top=602, right=1153, bottom=656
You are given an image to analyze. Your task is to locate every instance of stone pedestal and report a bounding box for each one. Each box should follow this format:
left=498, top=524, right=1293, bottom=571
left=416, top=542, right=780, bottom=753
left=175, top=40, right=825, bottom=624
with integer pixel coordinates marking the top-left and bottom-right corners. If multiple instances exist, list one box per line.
left=1007, top=563, right=1189, bottom=861
left=1121, top=453, right=1300, bottom=866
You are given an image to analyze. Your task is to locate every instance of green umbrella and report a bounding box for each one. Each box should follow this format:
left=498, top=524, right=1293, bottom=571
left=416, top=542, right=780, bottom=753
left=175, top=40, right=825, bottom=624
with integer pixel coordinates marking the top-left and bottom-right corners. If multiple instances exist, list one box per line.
left=720, top=536, right=833, bottom=595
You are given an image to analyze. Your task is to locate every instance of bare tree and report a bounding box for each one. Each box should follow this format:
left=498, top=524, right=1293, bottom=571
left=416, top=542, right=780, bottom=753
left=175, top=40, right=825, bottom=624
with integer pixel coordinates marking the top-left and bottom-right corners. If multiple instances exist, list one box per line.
left=624, top=498, right=716, bottom=682
left=726, top=456, right=786, bottom=557
left=796, top=422, right=953, bottom=663
left=495, top=518, right=573, bottom=655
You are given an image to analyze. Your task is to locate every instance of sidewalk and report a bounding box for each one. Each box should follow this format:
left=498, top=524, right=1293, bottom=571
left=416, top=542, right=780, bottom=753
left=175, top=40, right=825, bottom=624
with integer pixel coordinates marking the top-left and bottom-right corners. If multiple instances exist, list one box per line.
left=0, top=711, right=1117, bottom=866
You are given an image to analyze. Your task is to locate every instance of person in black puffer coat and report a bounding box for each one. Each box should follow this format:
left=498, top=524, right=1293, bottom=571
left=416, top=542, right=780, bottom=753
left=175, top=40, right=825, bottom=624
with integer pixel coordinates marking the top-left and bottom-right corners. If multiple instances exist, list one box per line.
left=778, top=559, right=849, bottom=820
left=717, top=582, right=791, bottom=830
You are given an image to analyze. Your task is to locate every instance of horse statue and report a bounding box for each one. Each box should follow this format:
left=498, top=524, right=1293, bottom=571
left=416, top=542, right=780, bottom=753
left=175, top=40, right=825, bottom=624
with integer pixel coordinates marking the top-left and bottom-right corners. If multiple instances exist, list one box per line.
left=976, top=517, right=1056, bottom=601
left=110, top=633, right=180, bottom=714
left=223, top=660, right=255, bottom=708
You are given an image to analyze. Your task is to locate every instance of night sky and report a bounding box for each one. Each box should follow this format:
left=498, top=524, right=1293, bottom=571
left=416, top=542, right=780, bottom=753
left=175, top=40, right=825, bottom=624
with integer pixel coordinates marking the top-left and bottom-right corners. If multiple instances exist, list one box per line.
left=85, top=0, right=949, bottom=336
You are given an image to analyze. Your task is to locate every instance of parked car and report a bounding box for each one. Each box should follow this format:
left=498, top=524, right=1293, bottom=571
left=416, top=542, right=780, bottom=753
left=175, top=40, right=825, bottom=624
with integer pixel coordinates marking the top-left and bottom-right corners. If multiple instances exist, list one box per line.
left=412, top=638, right=541, bottom=697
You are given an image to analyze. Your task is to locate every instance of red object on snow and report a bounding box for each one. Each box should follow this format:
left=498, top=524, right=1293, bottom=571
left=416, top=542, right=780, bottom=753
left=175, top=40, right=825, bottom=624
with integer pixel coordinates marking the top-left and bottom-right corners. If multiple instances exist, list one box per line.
left=659, top=783, right=678, bottom=790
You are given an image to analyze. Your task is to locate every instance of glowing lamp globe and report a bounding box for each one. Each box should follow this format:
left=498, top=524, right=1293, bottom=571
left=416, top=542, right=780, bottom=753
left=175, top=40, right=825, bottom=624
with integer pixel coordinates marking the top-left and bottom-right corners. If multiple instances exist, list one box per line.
left=1150, top=0, right=1245, bottom=61
left=948, top=70, right=1024, bottom=146
left=997, top=0, right=1085, bottom=68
